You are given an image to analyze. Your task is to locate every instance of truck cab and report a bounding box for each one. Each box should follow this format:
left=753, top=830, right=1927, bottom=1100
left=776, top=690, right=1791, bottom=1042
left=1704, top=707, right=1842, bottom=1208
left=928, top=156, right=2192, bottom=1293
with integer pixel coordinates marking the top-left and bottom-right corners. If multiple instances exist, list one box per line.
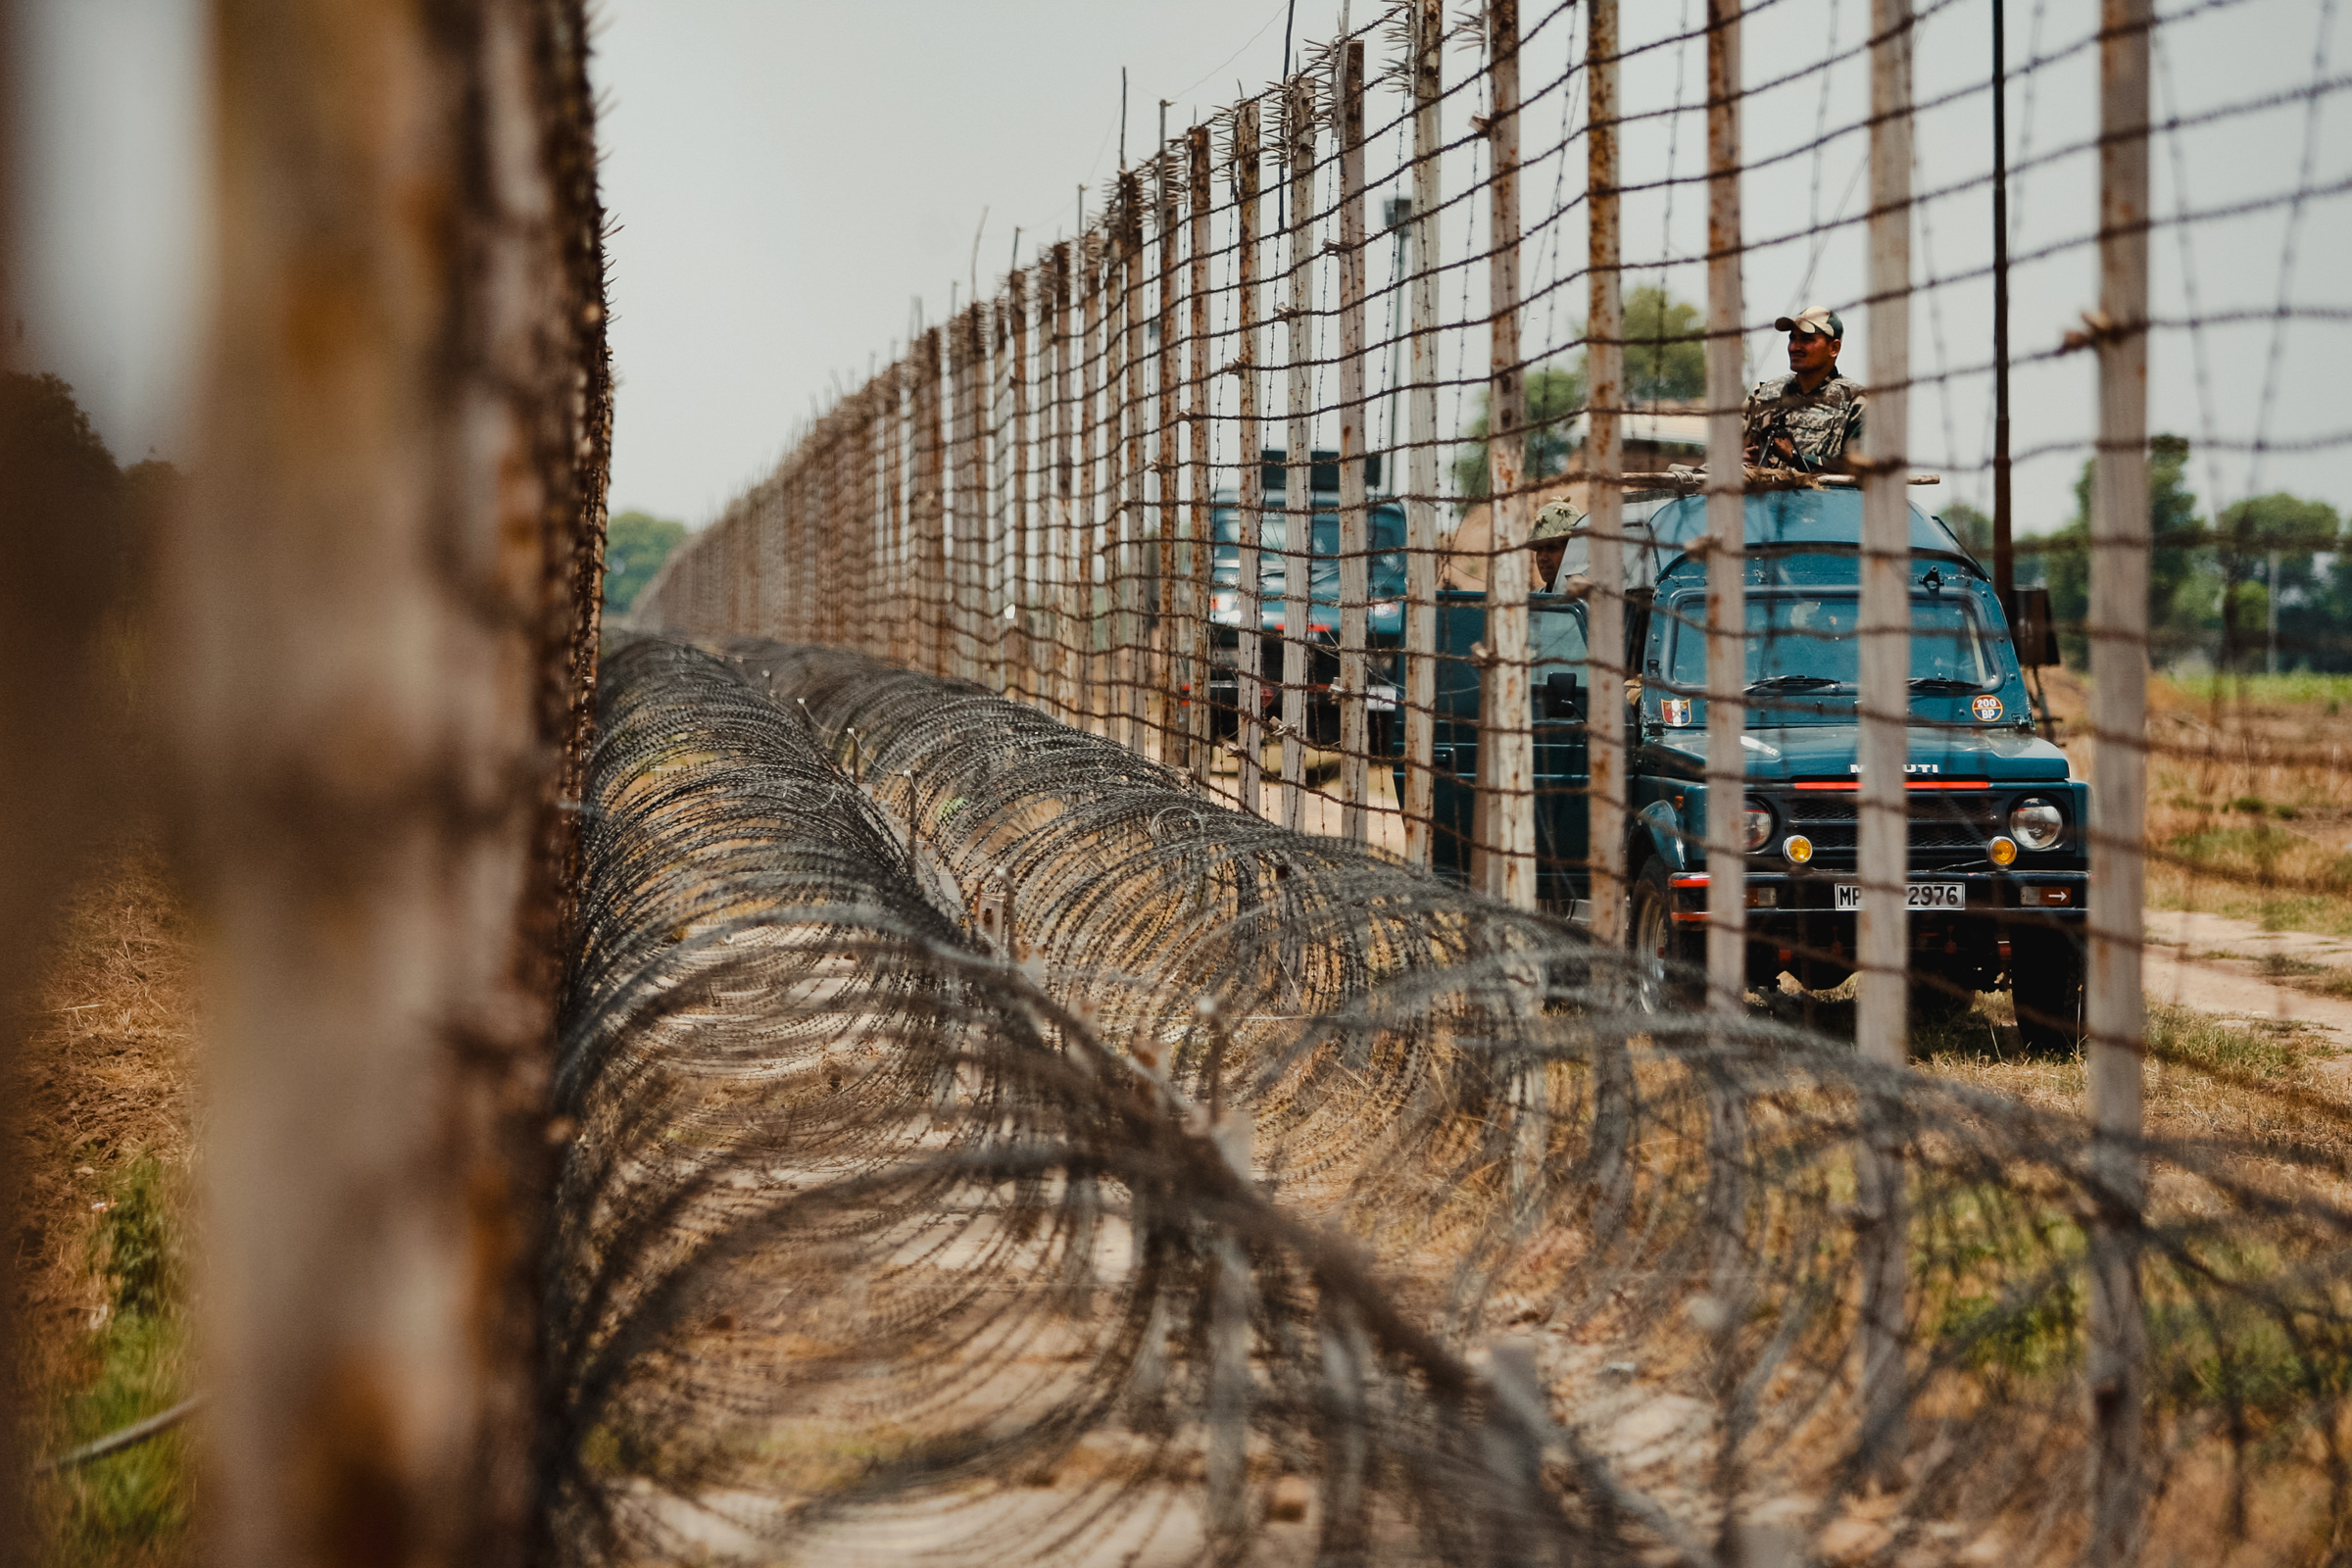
left=1399, top=486, right=2087, bottom=1052
left=1205, top=450, right=1407, bottom=744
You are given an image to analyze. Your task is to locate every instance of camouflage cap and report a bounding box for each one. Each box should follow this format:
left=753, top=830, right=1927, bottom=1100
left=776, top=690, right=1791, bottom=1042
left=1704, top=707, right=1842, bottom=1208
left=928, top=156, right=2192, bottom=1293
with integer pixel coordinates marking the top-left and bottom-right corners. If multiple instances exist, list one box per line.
left=1529, top=500, right=1585, bottom=543
left=1773, top=305, right=1844, bottom=340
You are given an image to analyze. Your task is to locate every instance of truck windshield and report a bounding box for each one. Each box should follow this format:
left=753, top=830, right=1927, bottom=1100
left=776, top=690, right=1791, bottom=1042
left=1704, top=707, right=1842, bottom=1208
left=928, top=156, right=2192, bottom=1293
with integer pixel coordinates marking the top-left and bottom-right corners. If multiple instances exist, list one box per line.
left=1211, top=507, right=1407, bottom=600
left=1534, top=603, right=1588, bottom=671
left=1665, top=593, right=1997, bottom=692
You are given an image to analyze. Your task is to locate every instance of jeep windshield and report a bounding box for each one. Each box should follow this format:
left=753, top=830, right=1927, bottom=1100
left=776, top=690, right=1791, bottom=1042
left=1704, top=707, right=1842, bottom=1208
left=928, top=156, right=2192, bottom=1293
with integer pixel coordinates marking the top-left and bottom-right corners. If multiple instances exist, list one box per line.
left=1210, top=507, right=1407, bottom=603
left=1662, top=592, right=2000, bottom=698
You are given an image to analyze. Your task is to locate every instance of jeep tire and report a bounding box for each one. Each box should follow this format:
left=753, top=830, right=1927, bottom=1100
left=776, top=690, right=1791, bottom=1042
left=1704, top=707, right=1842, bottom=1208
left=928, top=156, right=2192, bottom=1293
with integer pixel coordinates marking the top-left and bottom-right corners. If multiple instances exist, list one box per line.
left=2011, top=931, right=2086, bottom=1056
left=1628, top=860, right=1699, bottom=1017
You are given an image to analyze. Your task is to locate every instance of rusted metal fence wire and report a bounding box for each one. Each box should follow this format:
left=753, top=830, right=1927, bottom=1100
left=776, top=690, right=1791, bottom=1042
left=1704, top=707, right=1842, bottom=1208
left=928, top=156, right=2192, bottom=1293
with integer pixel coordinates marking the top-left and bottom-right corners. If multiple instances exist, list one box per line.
left=556, top=634, right=2352, bottom=1564
left=624, top=0, right=2352, bottom=1555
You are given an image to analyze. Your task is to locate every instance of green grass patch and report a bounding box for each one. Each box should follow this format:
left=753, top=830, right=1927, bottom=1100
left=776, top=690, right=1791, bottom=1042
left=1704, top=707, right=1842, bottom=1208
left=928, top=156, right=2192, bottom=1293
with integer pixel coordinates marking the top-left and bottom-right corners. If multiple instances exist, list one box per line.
left=2258, top=953, right=2352, bottom=1002
left=2169, top=671, right=2352, bottom=710
left=28, top=1155, right=195, bottom=1567
left=2152, top=822, right=2352, bottom=937
left=2146, top=999, right=2305, bottom=1080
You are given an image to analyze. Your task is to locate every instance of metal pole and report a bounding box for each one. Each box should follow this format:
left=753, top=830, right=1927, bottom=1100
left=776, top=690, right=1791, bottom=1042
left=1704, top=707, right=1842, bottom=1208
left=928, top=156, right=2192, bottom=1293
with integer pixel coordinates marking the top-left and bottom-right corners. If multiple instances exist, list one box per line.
left=1052, top=246, right=1079, bottom=721
left=966, top=306, right=992, bottom=683
left=920, top=327, right=949, bottom=677
left=1235, top=102, right=1269, bottom=816
left=1156, top=143, right=1184, bottom=761
left=1991, top=0, right=2015, bottom=612
left=1281, top=73, right=1315, bottom=833
left=1009, top=270, right=1033, bottom=702
left=1587, top=0, right=1628, bottom=956
left=2087, top=1, right=2152, bottom=1556
left=1082, top=236, right=1107, bottom=731
left=1703, top=0, right=1748, bottom=1011
left=889, top=360, right=911, bottom=669
left=1188, top=124, right=1216, bottom=787
left=1120, top=175, right=1150, bottom=753
left=1337, top=41, right=1372, bottom=844
left=1402, top=0, right=1445, bottom=870
left=1480, top=0, right=1537, bottom=909
left=991, top=297, right=1014, bottom=692
left=1857, top=0, right=1915, bottom=1482
left=949, top=317, right=971, bottom=675
left=862, top=389, right=883, bottom=660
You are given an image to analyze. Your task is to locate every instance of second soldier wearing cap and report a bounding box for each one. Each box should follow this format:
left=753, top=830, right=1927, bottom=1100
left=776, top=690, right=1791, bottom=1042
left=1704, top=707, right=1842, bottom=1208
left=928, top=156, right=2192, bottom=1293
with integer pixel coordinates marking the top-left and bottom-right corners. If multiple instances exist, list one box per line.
left=1743, top=305, right=1865, bottom=474
left=1529, top=499, right=1585, bottom=593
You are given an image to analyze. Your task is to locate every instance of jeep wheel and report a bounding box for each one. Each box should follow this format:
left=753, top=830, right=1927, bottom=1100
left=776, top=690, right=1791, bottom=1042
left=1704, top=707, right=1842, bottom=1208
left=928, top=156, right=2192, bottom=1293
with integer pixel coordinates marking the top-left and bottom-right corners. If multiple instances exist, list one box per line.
left=1628, top=862, right=1695, bottom=1016
left=2011, top=932, right=2085, bottom=1056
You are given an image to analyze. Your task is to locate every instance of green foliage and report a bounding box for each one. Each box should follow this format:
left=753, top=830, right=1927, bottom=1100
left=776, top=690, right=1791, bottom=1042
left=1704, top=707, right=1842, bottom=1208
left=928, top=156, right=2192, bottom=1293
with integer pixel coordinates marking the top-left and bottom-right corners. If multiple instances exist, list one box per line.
left=2029, top=444, right=2352, bottom=673
left=91, top=1157, right=176, bottom=1319
left=2034, top=434, right=2210, bottom=666
left=35, top=1157, right=194, bottom=1566
left=2221, top=492, right=2348, bottom=670
left=1940, top=501, right=1993, bottom=564
left=0, top=372, right=178, bottom=648
left=606, top=510, right=689, bottom=612
left=1448, top=287, right=1707, bottom=502
left=1, top=370, right=120, bottom=487
left=2171, top=670, right=2352, bottom=708
left=1450, top=367, right=1587, bottom=502
left=1624, top=285, right=1706, bottom=402
left=1923, top=1201, right=2083, bottom=1384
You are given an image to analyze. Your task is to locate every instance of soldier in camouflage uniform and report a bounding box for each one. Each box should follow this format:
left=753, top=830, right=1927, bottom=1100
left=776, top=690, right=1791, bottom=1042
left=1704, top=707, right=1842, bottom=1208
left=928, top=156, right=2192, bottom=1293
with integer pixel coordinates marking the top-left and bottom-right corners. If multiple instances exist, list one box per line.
left=1743, top=305, right=1865, bottom=473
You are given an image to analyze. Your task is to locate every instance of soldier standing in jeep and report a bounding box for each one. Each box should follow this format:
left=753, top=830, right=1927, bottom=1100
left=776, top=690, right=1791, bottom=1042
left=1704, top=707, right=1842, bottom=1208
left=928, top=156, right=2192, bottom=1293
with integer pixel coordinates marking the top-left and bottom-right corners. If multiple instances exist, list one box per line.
left=1744, top=305, right=1866, bottom=473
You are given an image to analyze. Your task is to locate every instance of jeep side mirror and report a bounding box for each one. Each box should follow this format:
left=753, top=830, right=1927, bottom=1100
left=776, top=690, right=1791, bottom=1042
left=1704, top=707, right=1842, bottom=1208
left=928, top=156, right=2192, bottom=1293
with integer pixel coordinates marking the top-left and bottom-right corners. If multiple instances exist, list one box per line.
left=1543, top=670, right=1584, bottom=719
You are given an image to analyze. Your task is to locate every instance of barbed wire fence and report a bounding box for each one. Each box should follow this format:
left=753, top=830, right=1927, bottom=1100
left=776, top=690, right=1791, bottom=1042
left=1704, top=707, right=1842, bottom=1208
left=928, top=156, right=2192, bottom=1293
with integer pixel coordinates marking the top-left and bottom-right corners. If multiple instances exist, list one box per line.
left=626, top=0, right=2351, bottom=1556
left=559, top=632, right=2352, bottom=1563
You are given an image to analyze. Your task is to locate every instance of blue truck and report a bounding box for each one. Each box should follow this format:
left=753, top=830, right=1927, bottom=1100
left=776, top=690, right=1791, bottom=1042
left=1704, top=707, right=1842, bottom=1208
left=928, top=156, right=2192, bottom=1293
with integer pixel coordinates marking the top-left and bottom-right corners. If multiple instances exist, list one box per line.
left=1205, top=450, right=1407, bottom=745
left=1400, top=485, right=2087, bottom=1052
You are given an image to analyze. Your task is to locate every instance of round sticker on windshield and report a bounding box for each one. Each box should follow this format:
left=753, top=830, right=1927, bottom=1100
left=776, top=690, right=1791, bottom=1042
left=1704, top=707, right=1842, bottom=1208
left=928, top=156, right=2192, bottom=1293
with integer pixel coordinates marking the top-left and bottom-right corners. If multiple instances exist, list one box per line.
left=1972, top=694, right=2004, bottom=722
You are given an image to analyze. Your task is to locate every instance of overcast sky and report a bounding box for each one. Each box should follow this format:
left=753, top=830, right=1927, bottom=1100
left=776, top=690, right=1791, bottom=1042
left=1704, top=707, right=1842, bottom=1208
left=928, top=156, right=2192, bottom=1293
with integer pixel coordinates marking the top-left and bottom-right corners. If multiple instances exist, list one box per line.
left=12, top=0, right=2348, bottom=541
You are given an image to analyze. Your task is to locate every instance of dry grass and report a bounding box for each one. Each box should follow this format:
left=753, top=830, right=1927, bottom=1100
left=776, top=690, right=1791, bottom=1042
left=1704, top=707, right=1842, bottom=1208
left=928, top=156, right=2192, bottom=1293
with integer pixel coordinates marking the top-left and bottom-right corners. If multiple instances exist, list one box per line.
left=1921, top=993, right=2352, bottom=1174
left=10, top=844, right=201, bottom=1567
left=2036, top=667, right=2352, bottom=936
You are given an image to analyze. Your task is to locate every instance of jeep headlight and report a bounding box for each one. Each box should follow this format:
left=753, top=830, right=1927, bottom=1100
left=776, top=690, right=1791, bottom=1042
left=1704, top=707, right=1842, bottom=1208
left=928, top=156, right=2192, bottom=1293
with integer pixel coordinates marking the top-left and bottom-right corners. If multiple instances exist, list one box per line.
left=1740, top=801, right=1774, bottom=854
left=2009, top=798, right=2064, bottom=852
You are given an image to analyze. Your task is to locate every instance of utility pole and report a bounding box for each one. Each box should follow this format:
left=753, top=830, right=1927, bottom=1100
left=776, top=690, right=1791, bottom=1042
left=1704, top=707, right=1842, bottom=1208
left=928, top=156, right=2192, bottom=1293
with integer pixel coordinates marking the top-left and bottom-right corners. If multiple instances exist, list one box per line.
left=2270, top=548, right=2282, bottom=675
left=1992, top=0, right=2015, bottom=612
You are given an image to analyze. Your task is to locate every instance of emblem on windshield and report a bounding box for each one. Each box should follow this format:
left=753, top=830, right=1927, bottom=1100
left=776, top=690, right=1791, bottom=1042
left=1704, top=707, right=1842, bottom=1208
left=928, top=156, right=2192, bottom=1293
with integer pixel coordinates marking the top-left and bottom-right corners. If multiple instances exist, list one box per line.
left=1662, top=698, right=1693, bottom=727
left=1972, top=694, right=2004, bottom=722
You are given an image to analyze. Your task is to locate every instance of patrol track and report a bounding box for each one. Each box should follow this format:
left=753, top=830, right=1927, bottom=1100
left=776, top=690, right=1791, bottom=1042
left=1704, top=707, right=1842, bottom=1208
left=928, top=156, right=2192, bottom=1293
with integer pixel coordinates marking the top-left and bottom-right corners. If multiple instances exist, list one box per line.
left=552, top=635, right=2352, bottom=1566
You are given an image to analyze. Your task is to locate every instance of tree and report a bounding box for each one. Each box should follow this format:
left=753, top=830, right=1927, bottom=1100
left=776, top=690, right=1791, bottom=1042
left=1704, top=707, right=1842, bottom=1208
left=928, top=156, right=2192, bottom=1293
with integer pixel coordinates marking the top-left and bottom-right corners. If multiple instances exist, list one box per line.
left=2037, top=434, right=2205, bottom=667
left=1451, top=365, right=1586, bottom=501
left=1, top=370, right=132, bottom=1544
left=605, top=510, right=688, bottom=611
left=1940, top=501, right=1993, bottom=564
left=1624, top=284, right=1706, bottom=402
left=2212, top=492, right=2341, bottom=671
left=1447, top=286, right=1707, bottom=502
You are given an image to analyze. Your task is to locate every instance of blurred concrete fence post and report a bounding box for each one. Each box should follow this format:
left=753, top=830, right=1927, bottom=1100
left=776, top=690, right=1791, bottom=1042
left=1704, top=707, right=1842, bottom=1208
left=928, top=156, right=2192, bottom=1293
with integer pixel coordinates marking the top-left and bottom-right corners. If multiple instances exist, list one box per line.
left=167, top=0, right=609, bottom=1561
left=2087, top=0, right=2153, bottom=1559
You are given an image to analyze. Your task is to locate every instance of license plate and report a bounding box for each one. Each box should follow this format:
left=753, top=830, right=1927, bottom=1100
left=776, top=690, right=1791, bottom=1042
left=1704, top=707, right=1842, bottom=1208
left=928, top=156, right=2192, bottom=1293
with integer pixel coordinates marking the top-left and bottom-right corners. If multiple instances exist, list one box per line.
left=1834, top=881, right=1967, bottom=911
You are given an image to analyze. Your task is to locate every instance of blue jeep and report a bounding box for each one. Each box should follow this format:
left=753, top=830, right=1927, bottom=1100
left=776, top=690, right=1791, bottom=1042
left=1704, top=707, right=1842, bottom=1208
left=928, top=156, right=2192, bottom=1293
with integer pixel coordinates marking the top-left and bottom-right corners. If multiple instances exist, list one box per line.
left=1401, top=486, right=2088, bottom=1052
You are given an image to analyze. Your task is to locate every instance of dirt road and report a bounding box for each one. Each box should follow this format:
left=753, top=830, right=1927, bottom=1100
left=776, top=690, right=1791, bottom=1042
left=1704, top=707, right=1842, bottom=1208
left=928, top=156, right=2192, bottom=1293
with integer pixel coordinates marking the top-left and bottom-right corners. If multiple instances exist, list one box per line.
left=2143, top=906, right=2352, bottom=1038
